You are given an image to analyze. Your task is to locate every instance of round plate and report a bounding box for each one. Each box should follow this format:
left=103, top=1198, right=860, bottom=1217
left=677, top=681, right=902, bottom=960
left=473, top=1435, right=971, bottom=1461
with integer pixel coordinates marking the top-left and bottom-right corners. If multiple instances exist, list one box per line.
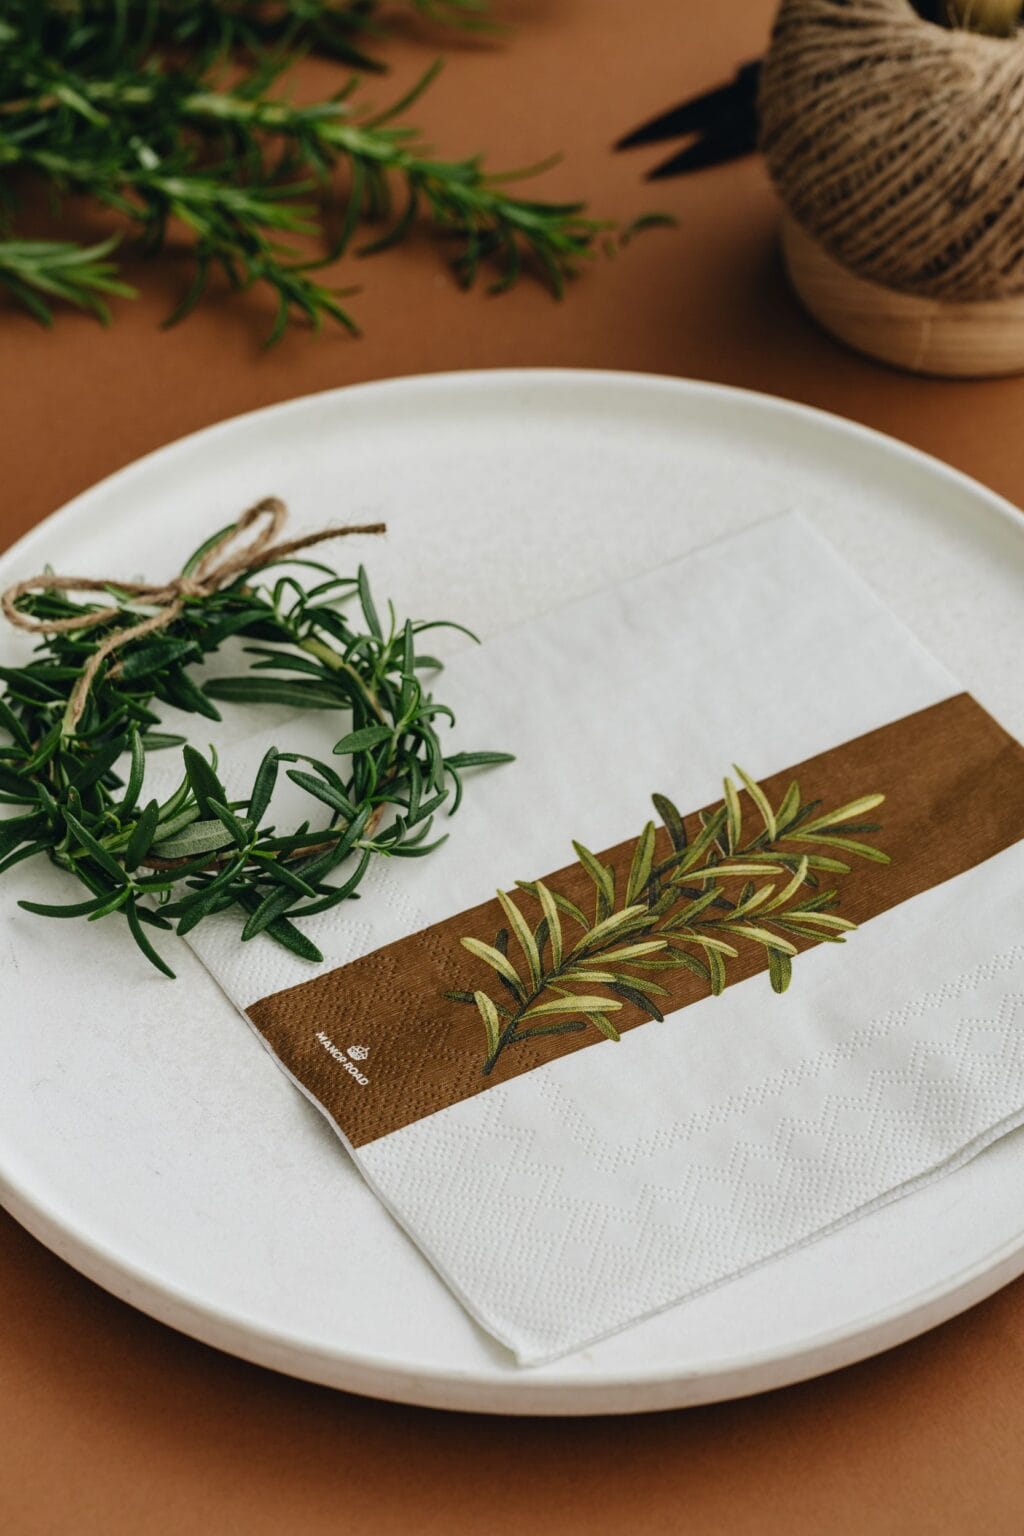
left=2, top=370, right=1023, bottom=1415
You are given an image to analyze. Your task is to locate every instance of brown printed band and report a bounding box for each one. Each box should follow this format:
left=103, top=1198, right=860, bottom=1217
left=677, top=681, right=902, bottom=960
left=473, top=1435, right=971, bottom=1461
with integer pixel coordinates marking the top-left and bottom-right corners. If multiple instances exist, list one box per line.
left=247, top=694, right=1024, bottom=1148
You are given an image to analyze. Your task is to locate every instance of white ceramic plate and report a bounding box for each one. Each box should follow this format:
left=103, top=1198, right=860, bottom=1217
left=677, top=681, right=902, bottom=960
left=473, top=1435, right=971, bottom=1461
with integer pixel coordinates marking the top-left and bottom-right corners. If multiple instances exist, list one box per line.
left=2, top=370, right=1023, bottom=1416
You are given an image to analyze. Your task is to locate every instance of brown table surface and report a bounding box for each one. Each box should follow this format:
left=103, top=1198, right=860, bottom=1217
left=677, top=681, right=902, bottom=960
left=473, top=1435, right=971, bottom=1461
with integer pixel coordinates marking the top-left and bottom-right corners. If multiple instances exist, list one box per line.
left=4, top=3, right=1024, bottom=1531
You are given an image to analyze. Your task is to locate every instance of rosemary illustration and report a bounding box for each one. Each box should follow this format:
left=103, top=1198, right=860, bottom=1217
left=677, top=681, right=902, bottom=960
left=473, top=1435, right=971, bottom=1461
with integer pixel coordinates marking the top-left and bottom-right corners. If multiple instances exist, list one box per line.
left=447, top=767, right=889, bottom=1075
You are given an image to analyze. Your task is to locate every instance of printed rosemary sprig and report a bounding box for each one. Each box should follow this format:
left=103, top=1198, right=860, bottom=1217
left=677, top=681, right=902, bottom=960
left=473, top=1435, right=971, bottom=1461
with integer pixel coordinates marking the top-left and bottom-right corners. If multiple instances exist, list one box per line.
left=0, top=515, right=512, bottom=976
left=448, top=768, right=888, bottom=1075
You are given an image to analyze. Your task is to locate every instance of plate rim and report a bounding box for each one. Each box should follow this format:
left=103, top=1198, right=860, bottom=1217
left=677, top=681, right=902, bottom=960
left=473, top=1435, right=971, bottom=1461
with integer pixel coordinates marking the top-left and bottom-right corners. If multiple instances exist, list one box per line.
left=4, top=1152, right=1024, bottom=1414
left=4, top=366, right=1024, bottom=573
left=3, top=366, right=1023, bottom=1414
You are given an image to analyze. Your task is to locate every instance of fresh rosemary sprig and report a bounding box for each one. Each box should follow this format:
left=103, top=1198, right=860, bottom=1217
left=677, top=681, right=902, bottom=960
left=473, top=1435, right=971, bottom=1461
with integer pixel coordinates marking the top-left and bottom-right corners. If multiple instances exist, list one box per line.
left=450, top=770, right=888, bottom=1075
left=0, top=236, right=136, bottom=326
left=0, top=519, right=513, bottom=976
left=0, top=2, right=665, bottom=339
left=23, top=1, right=500, bottom=73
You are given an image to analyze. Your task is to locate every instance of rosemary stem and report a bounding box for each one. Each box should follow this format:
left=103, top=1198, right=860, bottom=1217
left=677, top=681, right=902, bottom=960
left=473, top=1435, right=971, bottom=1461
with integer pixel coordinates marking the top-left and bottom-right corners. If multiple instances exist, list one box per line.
left=482, top=945, right=596, bottom=1075
left=296, top=636, right=386, bottom=720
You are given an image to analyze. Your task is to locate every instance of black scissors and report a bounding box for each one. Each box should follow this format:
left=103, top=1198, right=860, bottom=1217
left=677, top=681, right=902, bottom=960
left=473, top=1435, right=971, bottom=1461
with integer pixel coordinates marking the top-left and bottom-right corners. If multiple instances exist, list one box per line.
left=615, top=6, right=961, bottom=177
left=615, top=59, right=762, bottom=179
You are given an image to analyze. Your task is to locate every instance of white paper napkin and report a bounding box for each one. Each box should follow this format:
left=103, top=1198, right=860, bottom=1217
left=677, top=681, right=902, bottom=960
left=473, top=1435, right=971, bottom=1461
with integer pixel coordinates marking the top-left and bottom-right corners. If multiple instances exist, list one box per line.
left=166, top=514, right=1024, bottom=1363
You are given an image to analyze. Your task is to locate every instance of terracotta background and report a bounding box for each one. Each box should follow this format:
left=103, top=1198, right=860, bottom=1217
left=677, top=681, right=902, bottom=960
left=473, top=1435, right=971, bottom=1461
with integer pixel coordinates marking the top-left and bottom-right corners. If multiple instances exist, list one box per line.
left=3, top=1, right=1024, bottom=1531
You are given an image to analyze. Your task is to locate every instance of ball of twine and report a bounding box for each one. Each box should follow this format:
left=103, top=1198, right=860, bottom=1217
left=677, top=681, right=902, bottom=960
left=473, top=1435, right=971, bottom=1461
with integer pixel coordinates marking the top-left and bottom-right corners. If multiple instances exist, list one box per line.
left=758, top=0, right=1024, bottom=301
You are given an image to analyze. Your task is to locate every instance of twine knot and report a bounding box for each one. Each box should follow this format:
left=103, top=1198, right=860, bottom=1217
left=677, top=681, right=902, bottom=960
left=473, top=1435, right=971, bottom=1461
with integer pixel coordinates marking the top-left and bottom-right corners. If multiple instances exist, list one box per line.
left=171, top=576, right=208, bottom=601
left=1, top=495, right=386, bottom=732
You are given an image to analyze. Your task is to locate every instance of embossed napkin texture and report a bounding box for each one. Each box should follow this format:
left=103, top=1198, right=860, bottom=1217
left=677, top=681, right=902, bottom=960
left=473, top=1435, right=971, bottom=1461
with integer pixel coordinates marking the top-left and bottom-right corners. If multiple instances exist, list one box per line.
left=171, top=515, right=1024, bottom=1363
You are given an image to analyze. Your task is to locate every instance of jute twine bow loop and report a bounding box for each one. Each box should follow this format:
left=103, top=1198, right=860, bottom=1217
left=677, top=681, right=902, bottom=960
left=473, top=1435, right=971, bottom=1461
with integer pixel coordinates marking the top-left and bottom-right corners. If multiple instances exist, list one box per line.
left=0, top=496, right=386, bottom=732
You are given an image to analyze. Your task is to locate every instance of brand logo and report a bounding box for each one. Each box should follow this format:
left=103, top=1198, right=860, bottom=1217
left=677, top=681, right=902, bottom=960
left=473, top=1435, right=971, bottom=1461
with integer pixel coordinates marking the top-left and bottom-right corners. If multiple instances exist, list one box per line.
left=315, top=1031, right=369, bottom=1086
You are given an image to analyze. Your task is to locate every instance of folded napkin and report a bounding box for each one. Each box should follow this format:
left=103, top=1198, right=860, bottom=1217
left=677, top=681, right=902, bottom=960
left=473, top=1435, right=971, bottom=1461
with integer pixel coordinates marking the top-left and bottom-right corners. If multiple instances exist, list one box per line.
left=176, top=514, right=1024, bottom=1363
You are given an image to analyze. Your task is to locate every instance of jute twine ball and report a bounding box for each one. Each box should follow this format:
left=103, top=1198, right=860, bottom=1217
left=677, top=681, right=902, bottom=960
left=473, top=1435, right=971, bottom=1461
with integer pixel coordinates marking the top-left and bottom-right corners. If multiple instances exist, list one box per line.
left=758, top=0, right=1024, bottom=301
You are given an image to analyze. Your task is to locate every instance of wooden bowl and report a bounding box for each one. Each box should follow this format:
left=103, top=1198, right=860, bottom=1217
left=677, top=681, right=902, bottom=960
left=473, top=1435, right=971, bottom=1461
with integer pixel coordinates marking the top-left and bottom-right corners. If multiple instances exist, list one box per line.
left=781, top=212, right=1024, bottom=379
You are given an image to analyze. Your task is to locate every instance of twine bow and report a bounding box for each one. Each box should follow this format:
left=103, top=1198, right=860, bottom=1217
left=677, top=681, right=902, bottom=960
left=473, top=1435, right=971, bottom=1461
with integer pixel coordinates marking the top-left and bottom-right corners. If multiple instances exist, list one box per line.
left=0, top=496, right=386, bottom=732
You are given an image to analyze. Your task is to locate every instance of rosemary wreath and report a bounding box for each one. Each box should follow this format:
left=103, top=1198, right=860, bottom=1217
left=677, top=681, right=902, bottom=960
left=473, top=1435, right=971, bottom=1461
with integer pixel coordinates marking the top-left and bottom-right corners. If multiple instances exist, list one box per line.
left=0, top=499, right=512, bottom=975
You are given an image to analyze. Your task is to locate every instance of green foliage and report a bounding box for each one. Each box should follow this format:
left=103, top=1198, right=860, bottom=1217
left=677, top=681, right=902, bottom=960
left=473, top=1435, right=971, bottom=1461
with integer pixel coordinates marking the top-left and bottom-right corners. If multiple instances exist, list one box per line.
left=0, top=237, right=136, bottom=326
left=452, top=769, right=888, bottom=1074
left=0, top=528, right=513, bottom=974
left=14, top=1, right=501, bottom=72
left=0, top=1, right=661, bottom=340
